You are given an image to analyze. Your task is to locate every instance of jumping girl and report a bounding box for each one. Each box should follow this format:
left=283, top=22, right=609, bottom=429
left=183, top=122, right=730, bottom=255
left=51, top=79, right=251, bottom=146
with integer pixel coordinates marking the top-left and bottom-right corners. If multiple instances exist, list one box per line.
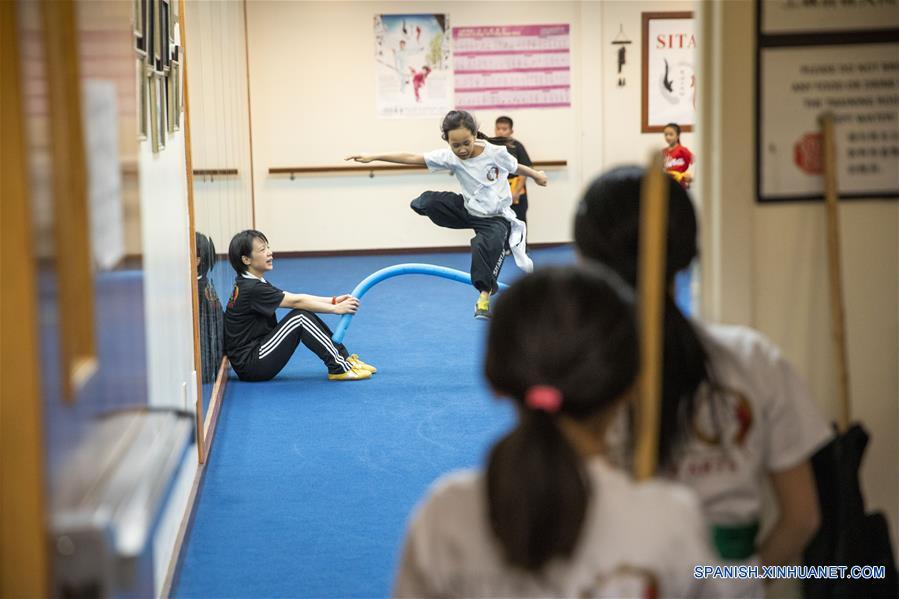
left=346, top=110, right=547, bottom=319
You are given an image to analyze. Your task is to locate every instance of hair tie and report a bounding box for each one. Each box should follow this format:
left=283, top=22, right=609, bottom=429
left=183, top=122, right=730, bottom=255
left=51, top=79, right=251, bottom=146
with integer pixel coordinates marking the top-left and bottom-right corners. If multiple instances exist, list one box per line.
left=525, top=385, right=563, bottom=413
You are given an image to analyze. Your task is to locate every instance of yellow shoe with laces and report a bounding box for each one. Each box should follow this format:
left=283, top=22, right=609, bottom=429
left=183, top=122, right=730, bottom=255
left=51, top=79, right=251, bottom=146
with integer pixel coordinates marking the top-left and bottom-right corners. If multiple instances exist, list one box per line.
left=348, top=354, right=377, bottom=374
left=327, top=368, right=372, bottom=381
left=474, top=295, right=490, bottom=320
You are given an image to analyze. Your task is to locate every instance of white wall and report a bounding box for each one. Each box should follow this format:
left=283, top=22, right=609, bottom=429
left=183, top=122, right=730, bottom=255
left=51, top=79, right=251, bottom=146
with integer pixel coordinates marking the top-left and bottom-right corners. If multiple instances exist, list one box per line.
left=701, top=0, right=898, bottom=555
left=153, top=446, right=198, bottom=595
left=245, top=0, right=691, bottom=252
left=138, top=111, right=197, bottom=414
left=137, top=70, right=200, bottom=597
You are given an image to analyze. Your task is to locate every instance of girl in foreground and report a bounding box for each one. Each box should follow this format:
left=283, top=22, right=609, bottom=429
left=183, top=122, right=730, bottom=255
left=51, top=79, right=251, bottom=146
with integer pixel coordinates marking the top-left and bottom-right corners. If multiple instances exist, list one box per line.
left=575, top=166, right=830, bottom=597
left=394, top=266, right=719, bottom=598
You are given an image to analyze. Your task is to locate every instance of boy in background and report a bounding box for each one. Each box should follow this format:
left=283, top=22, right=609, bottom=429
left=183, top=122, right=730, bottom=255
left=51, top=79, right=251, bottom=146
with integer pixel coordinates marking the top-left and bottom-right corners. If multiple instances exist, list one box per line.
left=494, top=115, right=533, bottom=224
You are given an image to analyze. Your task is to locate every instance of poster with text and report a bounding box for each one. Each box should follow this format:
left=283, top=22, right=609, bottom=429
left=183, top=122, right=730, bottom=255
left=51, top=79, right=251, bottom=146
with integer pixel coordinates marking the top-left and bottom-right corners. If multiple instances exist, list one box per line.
left=374, top=14, right=451, bottom=119
left=642, top=12, right=696, bottom=133
left=453, top=24, right=571, bottom=110
left=759, top=43, right=899, bottom=201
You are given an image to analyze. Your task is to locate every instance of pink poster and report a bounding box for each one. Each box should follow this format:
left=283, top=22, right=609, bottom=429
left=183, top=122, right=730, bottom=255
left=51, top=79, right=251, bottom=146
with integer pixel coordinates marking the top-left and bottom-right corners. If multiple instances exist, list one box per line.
left=452, top=24, right=570, bottom=110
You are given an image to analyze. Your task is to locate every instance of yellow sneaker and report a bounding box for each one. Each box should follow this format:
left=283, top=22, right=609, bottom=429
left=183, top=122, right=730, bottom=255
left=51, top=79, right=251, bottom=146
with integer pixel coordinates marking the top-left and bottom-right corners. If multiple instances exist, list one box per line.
left=348, top=354, right=377, bottom=374
left=327, top=368, right=372, bottom=381
left=475, top=295, right=490, bottom=319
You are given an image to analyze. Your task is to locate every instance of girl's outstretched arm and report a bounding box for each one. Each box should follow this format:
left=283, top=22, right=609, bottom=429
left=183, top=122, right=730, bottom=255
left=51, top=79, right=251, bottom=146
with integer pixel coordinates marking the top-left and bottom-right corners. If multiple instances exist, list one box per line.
left=515, top=163, right=548, bottom=186
left=345, top=153, right=425, bottom=165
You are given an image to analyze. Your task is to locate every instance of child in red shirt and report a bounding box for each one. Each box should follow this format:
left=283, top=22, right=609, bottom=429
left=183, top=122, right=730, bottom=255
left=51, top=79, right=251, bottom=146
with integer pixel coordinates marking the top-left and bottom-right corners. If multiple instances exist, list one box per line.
left=663, top=122, right=694, bottom=189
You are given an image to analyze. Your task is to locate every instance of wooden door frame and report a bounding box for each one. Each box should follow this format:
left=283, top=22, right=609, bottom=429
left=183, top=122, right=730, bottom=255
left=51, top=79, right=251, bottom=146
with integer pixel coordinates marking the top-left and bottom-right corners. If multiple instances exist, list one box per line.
left=0, top=0, right=49, bottom=595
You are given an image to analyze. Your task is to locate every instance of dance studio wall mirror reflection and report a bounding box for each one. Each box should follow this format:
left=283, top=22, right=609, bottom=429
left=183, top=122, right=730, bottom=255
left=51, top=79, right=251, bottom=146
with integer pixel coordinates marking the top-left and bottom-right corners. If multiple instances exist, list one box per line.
left=182, top=0, right=254, bottom=460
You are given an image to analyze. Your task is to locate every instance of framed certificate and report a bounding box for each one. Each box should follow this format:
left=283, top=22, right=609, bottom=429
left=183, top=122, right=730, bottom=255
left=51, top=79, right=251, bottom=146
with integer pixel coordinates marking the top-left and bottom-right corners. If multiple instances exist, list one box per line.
left=641, top=12, right=696, bottom=133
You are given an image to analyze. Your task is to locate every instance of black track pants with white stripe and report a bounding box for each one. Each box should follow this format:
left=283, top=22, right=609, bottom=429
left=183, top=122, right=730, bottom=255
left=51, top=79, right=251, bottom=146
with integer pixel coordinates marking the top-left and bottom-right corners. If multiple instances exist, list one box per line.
left=238, top=309, right=352, bottom=381
left=411, top=191, right=510, bottom=294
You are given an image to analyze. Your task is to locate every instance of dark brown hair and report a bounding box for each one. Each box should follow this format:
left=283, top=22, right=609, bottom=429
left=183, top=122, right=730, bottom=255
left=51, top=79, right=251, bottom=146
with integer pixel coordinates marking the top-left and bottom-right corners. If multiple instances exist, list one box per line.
left=574, top=165, right=713, bottom=469
left=485, top=265, right=638, bottom=571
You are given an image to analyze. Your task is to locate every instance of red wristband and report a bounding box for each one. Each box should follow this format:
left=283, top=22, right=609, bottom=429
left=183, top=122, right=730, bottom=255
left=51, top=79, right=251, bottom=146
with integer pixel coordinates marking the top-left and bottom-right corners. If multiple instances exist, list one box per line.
left=331, top=296, right=336, bottom=305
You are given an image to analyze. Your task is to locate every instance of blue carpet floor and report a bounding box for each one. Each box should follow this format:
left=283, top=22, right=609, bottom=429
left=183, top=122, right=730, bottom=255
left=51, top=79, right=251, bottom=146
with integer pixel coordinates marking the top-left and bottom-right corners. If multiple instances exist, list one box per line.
left=173, top=246, right=692, bottom=598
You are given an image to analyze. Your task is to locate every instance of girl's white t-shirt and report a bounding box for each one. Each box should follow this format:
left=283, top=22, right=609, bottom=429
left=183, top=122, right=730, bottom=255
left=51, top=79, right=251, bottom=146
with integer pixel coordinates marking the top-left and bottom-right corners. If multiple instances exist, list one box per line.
left=609, top=321, right=833, bottom=526
left=423, top=141, right=533, bottom=272
left=424, top=141, right=519, bottom=218
left=394, top=458, right=723, bottom=598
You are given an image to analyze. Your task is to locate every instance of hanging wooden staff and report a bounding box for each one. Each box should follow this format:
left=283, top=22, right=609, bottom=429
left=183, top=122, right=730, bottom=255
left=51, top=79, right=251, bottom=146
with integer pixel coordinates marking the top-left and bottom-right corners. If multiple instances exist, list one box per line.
left=802, top=113, right=897, bottom=599
left=821, top=114, right=851, bottom=433
left=634, top=153, right=668, bottom=481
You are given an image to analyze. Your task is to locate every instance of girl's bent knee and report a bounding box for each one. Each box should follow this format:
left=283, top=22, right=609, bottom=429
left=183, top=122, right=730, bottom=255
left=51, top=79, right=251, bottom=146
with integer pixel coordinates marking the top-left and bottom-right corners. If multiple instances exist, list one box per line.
left=410, top=194, right=430, bottom=215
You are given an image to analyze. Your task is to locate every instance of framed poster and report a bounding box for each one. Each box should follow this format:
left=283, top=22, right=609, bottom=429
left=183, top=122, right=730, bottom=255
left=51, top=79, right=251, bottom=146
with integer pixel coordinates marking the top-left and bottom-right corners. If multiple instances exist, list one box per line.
left=374, top=14, right=452, bottom=119
left=641, top=12, right=696, bottom=133
left=137, top=58, right=148, bottom=140
left=160, top=0, right=170, bottom=72
left=145, top=0, right=156, bottom=68
left=155, top=74, right=166, bottom=149
left=153, top=0, right=162, bottom=71
left=133, top=0, right=146, bottom=55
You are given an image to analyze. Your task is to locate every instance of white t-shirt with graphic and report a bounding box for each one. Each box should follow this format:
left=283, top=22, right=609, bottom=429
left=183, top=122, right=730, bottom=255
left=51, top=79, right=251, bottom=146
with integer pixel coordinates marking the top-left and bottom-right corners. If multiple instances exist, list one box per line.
left=423, top=141, right=533, bottom=272
left=602, top=321, right=832, bottom=595
left=394, top=458, right=722, bottom=598
left=424, top=141, right=519, bottom=218
left=659, top=322, right=833, bottom=526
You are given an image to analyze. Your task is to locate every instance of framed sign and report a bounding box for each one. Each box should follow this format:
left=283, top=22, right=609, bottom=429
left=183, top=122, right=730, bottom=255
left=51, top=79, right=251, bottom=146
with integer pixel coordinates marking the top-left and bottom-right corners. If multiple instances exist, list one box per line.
left=641, top=12, right=696, bottom=133
left=761, top=0, right=899, bottom=36
left=758, top=43, right=899, bottom=202
left=755, top=2, right=899, bottom=202
left=133, top=0, right=180, bottom=152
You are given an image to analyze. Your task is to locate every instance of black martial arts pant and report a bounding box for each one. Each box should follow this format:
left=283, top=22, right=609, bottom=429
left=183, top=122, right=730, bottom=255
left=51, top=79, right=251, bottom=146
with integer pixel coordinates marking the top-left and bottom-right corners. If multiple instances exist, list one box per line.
left=511, top=193, right=528, bottom=224
left=411, top=191, right=510, bottom=294
left=235, top=309, right=353, bottom=381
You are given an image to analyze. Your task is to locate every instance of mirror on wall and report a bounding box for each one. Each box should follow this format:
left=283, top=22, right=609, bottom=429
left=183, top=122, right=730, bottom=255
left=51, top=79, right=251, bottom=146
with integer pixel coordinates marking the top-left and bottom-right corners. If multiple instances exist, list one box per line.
left=183, top=0, right=254, bottom=456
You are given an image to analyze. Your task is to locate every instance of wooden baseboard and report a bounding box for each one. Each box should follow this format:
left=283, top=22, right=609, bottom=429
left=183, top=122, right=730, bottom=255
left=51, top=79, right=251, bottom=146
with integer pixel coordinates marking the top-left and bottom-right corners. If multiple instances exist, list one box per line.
left=160, top=357, right=229, bottom=598
left=158, top=454, right=205, bottom=599
left=202, top=356, right=229, bottom=460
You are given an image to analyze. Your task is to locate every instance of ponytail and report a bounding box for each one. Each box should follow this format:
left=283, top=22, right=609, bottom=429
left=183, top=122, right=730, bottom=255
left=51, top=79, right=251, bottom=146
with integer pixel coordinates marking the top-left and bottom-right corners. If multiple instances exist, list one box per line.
left=484, top=266, right=639, bottom=572
left=574, top=166, right=718, bottom=468
left=486, top=411, right=588, bottom=571
left=658, top=294, right=710, bottom=468
left=486, top=134, right=515, bottom=150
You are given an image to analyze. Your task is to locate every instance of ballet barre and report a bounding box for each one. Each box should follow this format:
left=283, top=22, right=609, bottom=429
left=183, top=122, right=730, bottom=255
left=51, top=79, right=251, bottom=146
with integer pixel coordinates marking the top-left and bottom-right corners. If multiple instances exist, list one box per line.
left=269, top=160, right=567, bottom=180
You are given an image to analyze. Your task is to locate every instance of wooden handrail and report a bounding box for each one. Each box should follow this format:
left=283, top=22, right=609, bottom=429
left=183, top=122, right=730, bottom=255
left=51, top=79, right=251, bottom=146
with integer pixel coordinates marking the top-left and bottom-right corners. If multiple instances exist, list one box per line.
left=193, top=168, right=238, bottom=176
left=193, top=168, right=239, bottom=182
left=269, top=160, right=567, bottom=179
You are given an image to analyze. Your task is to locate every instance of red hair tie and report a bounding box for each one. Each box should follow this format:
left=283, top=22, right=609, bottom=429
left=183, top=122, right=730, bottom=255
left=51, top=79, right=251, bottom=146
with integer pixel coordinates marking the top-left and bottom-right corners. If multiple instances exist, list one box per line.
left=525, top=385, right=562, bottom=413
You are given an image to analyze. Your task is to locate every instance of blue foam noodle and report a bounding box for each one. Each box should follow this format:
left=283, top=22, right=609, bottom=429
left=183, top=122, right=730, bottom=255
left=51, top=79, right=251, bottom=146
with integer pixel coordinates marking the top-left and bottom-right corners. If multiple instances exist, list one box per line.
left=332, top=263, right=509, bottom=343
